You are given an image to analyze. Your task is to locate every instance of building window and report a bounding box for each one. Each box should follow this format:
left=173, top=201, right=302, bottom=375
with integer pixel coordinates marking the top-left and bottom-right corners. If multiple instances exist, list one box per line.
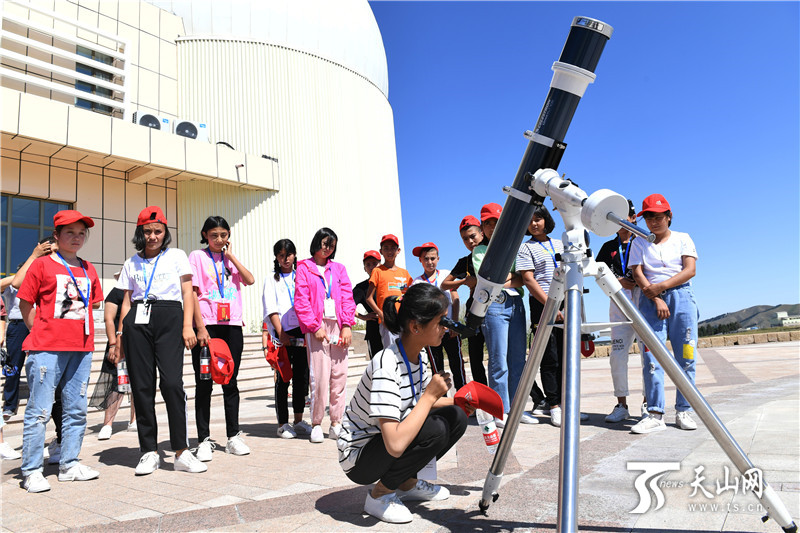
left=75, top=46, right=114, bottom=115
left=0, top=195, right=71, bottom=276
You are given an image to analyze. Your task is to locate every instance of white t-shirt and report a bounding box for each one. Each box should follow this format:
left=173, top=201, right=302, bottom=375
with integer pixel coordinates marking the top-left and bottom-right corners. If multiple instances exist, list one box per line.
left=412, top=269, right=454, bottom=319
left=338, top=342, right=431, bottom=473
left=261, top=271, right=300, bottom=337
left=515, top=237, right=564, bottom=295
left=628, top=231, right=697, bottom=284
left=117, top=248, right=193, bottom=302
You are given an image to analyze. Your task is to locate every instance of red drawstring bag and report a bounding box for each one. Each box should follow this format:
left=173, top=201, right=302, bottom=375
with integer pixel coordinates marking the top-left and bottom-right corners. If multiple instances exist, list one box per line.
left=264, top=336, right=293, bottom=382
left=208, top=338, right=235, bottom=385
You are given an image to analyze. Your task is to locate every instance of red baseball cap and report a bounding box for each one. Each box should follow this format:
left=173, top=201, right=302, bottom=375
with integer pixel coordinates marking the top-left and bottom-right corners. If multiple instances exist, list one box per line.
left=137, top=206, right=168, bottom=227
left=454, top=381, right=505, bottom=420
left=53, top=210, right=94, bottom=228
left=637, top=194, right=671, bottom=217
left=363, top=250, right=381, bottom=262
left=412, top=242, right=438, bottom=257
left=380, top=234, right=399, bottom=246
left=459, top=215, right=481, bottom=231
left=480, top=202, right=502, bottom=222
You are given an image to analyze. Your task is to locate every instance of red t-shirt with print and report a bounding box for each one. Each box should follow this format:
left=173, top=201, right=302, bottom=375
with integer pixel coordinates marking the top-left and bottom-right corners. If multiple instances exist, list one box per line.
left=17, top=255, right=103, bottom=352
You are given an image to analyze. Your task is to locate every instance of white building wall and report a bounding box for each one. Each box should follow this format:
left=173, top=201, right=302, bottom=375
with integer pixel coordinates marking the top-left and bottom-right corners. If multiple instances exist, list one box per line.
left=175, top=38, right=403, bottom=330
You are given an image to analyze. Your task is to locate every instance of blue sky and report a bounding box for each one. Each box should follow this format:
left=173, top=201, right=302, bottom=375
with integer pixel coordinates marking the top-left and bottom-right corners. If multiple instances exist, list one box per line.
left=369, top=1, right=800, bottom=324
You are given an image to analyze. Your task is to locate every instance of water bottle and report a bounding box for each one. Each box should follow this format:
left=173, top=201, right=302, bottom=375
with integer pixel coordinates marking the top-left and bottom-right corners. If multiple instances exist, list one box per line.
left=116, top=360, right=131, bottom=393
left=476, top=409, right=500, bottom=454
left=328, top=334, right=342, bottom=346
left=199, top=346, right=211, bottom=381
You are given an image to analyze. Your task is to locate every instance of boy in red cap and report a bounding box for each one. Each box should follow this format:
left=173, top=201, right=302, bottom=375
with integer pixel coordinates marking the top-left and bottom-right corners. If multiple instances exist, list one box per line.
left=441, top=215, right=488, bottom=385
left=628, top=194, right=700, bottom=435
left=411, top=242, right=466, bottom=391
left=365, top=235, right=412, bottom=349
left=352, top=250, right=384, bottom=359
left=471, top=203, right=535, bottom=426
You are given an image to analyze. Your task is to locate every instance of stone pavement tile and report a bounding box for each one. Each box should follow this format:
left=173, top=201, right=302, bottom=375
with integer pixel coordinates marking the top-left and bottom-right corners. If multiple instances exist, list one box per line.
left=0, top=508, right=68, bottom=532
left=201, top=494, right=246, bottom=507
left=158, top=505, right=243, bottom=532
left=75, top=516, right=161, bottom=533
left=722, top=513, right=780, bottom=532
left=115, top=508, right=163, bottom=521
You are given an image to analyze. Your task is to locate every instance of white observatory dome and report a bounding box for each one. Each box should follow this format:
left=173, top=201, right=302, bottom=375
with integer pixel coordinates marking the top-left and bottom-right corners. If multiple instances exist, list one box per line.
left=148, top=0, right=389, bottom=97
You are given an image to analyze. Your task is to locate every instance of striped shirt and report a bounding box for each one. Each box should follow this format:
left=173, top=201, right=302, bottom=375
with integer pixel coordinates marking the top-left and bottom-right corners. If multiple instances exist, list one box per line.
left=338, top=342, right=431, bottom=473
left=516, top=237, right=564, bottom=294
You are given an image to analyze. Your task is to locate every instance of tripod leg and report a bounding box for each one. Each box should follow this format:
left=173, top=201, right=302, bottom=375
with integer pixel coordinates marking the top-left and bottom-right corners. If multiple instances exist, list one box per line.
left=558, top=266, right=584, bottom=533
left=597, top=269, right=798, bottom=532
left=479, top=272, right=565, bottom=514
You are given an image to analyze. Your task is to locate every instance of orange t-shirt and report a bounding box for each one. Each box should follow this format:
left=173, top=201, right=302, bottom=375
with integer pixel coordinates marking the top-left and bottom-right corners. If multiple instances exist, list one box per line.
left=369, top=265, right=412, bottom=322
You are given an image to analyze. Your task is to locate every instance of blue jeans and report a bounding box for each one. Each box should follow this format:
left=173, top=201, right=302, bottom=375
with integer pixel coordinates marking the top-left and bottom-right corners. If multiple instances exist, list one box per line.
left=21, top=351, right=92, bottom=475
left=3, top=320, right=30, bottom=414
left=638, top=285, right=699, bottom=414
left=482, top=295, right=527, bottom=412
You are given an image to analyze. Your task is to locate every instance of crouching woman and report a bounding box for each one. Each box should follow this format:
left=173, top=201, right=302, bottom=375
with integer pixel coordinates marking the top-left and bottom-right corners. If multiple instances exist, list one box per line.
left=337, top=283, right=468, bottom=524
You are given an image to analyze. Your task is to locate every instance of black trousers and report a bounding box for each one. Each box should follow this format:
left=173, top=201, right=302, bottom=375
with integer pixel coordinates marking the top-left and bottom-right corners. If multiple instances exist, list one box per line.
left=427, top=334, right=466, bottom=391
left=274, top=343, right=309, bottom=425
left=122, top=301, right=188, bottom=452
left=191, top=324, right=244, bottom=441
left=467, top=329, right=487, bottom=385
left=530, top=297, right=563, bottom=406
left=346, top=405, right=467, bottom=490
left=364, top=320, right=383, bottom=360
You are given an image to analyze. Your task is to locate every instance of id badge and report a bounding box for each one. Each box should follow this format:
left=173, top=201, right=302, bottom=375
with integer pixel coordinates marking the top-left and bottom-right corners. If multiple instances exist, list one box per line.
left=417, top=457, right=437, bottom=481
left=217, top=301, right=231, bottom=322
left=323, top=298, right=337, bottom=319
left=135, top=303, right=151, bottom=324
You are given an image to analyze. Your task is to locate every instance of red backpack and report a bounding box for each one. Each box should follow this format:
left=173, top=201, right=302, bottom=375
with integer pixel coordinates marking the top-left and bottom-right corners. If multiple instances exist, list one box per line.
left=208, top=338, right=235, bottom=385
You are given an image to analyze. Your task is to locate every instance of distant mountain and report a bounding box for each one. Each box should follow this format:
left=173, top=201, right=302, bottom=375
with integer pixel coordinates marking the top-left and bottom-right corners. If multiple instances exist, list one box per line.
left=700, top=304, right=800, bottom=330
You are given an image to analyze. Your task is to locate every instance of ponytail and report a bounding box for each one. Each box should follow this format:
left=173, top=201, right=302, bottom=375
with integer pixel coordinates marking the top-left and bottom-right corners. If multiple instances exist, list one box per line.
left=382, top=283, right=449, bottom=335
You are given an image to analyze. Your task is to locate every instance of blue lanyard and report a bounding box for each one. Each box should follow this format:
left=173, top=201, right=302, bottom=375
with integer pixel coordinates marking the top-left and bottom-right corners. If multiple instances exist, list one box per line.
left=618, top=237, right=633, bottom=274
left=205, top=249, right=226, bottom=296
left=422, top=270, right=438, bottom=285
left=142, top=251, right=163, bottom=301
left=318, top=267, right=332, bottom=298
left=281, top=271, right=295, bottom=306
left=397, top=339, right=424, bottom=403
left=55, top=252, right=90, bottom=307
left=537, top=238, right=558, bottom=268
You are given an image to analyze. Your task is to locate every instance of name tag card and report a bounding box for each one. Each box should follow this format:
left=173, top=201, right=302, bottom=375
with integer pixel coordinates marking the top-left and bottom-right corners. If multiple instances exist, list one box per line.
left=417, top=457, right=437, bottom=481
left=323, top=298, right=337, bottom=319
left=217, top=301, right=231, bottom=321
left=135, top=303, right=151, bottom=324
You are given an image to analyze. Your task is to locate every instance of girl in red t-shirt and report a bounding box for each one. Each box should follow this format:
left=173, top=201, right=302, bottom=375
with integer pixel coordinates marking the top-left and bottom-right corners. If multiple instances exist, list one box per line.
left=17, top=210, right=103, bottom=493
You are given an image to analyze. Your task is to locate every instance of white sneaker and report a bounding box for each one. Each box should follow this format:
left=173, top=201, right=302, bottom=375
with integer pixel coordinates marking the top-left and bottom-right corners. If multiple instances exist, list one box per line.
left=532, top=401, right=550, bottom=416
left=550, top=406, right=562, bottom=427
left=0, top=442, right=21, bottom=460
left=631, top=414, right=667, bottom=434
left=494, top=417, right=505, bottom=428
left=226, top=432, right=250, bottom=455
left=676, top=411, right=697, bottom=430
left=520, top=411, right=539, bottom=424
left=23, top=471, right=51, bottom=493
left=47, top=440, right=61, bottom=464
left=293, top=420, right=312, bottom=435
left=58, top=464, right=99, bottom=482
left=364, top=491, right=413, bottom=524
left=135, top=451, right=160, bottom=476
left=195, top=438, right=215, bottom=462
left=310, top=425, right=324, bottom=443
left=396, top=479, right=450, bottom=501
left=127, top=421, right=138, bottom=432
left=98, top=425, right=113, bottom=440
left=329, top=424, right=342, bottom=440
left=174, top=450, right=207, bottom=473
left=605, top=403, right=630, bottom=423
left=277, top=423, right=297, bottom=439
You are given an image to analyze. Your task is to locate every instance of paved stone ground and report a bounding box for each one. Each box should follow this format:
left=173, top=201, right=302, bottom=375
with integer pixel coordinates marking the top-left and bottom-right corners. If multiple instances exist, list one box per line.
left=1, top=342, right=798, bottom=532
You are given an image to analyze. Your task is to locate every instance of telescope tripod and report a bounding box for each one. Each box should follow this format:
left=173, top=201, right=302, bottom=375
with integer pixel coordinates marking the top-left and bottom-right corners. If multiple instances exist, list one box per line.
left=476, top=171, right=797, bottom=533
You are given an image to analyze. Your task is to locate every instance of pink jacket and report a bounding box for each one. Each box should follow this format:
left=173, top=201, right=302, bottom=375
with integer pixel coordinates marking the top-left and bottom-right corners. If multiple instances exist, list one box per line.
left=294, top=258, right=356, bottom=334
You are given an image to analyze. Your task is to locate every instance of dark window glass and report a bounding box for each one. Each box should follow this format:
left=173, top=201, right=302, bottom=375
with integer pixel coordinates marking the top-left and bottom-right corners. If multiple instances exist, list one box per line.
left=11, top=197, right=39, bottom=225
left=10, top=227, right=39, bottom=271
left=1, top=195, right=7, bottom=222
